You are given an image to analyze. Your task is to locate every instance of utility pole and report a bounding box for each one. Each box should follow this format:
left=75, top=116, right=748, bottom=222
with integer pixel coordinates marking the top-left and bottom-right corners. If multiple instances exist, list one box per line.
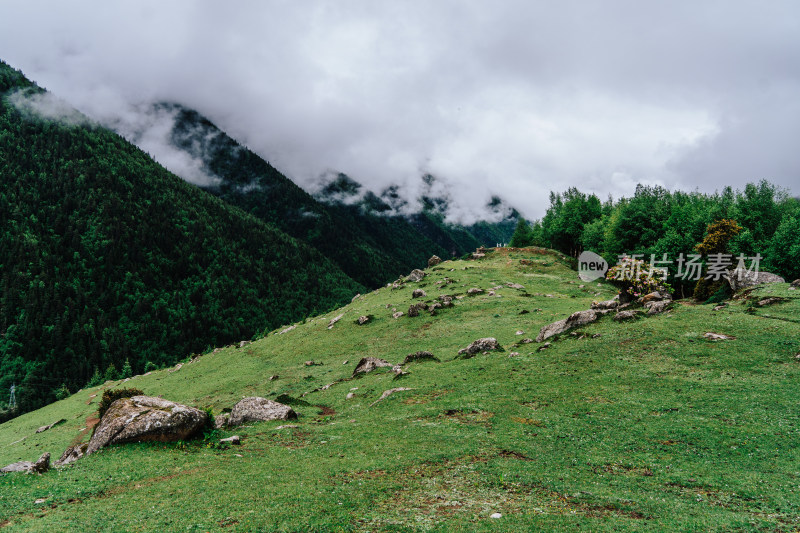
left=9, top=384, right=16, bottom=410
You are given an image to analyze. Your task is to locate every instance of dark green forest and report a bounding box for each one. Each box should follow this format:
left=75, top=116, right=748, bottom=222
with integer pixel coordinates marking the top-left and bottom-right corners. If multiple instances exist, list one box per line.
left=510, top=183, right=800, bottom=296
left=0, top=61, right=364, bottom=417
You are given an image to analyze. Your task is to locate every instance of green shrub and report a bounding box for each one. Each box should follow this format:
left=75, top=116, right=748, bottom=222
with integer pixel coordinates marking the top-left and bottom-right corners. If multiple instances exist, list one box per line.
left=97, top=388, right=144, bottom=419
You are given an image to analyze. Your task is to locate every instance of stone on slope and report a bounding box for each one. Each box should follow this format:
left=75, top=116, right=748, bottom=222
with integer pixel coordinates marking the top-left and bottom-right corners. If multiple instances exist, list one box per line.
left=1, top=453, right=50, bottom=474
left=370, top=387, right=413, bottom=406
left=36, top=419, right=65, bottom=434
left=591, top=300, right=618, bottom=310
left=327, top=313, right=345, bottom=329
left=613, top=310, right=638, bottom=321
left=406, top=269, right=426, bottom=282
left=353, top=357, right=392, bottom=376
left=726, top=269, right=785, bottom=292
left=428, top=255, right=442, bottom=267
left=704, top=332, right=735, bottom=341
left=467, top=288, right=484, bottom=295
left=535, top=310, right=599, bottom=342
left=55, top=443, right=88, bottom=467
left=86, top=396, right=208, bottom=455
left=228, top=397, right=297, bottom=427
left=457, top=338, right=502, bottom=358
left=412, top=289, right=427, bottom=298
left=357, top=315, right=370, bottom=325
left=644, top=300, right=672, bottom=315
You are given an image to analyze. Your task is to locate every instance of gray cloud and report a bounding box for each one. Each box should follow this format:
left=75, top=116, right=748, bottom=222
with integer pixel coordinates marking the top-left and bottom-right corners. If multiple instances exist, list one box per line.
left=1, top=0, right=798, bottom=221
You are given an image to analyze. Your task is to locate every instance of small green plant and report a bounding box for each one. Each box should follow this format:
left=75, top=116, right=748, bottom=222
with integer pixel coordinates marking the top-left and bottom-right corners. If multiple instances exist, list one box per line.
left=143, top=361, right=157, bottom=373
left=606, top=256, right=672, bottom=302
left=97, top=387, right=144, bottom=419
left=54, top=384, right=71, bottom=401
left=120, top=359, right=133, bottom=379
left=86, top=366, right=103, bottom=387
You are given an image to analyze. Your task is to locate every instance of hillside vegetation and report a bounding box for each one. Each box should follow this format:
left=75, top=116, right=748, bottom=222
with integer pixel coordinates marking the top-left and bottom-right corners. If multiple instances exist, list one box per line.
left=1, top=248, right=798, bottom=531
left=0, top=60, right=363, bottom=416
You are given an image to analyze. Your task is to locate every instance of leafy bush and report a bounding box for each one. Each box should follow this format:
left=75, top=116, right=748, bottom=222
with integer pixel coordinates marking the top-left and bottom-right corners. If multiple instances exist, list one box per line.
left=606, top=256, right=672, bottom=302
left=97, top=388, right=143, bottom=419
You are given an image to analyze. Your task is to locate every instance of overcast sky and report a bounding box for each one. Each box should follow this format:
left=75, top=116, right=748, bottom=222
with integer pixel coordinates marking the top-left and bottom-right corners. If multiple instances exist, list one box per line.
left=1, top=1, right=798, bottom=221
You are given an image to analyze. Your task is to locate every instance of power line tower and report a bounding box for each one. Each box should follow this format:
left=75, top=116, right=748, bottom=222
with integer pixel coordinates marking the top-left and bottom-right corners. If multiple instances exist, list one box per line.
left=9, top=384, right=17, bottom=410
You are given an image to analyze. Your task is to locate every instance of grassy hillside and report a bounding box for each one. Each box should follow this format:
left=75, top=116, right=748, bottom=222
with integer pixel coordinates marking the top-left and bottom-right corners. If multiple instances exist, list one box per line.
left=0, top=60, right=364, bottom=415
left=1, top=248, right=798, bottom=531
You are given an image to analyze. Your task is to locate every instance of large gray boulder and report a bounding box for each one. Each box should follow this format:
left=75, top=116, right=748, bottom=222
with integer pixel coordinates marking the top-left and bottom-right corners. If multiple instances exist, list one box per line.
left=1, top=453, right=50, bottom=474
left=55, top=443, right=88, bottom=467
left=86, top=396, right=208, bottom=455
left=644, top=300, right=672, bottom=315
left=726, top=269, right=785, bottom=292
left=428, top=255, right=442, bottom=267
left=353, top=357, right=392, bottom=376
left=228, top=397, right=297, bottom=427
left=536, top=310, right=599, bottom=342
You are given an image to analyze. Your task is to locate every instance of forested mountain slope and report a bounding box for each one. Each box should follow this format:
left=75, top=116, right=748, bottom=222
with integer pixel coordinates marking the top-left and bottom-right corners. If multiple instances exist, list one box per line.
left=0, top=60, right=363, bottom=416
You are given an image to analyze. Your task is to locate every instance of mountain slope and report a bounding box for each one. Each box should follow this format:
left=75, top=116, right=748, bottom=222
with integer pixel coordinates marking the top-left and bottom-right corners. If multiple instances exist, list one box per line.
left=1, top=248, right=798, bottom=530
left=0, top=60, right=363, bottom=416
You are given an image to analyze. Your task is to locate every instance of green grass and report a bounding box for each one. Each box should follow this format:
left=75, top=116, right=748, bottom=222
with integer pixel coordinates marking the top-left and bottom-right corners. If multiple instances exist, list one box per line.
left=1, top=248, right=799, bottom=532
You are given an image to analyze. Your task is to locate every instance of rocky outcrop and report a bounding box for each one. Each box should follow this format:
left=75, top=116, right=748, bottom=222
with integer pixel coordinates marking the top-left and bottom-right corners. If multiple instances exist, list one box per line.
left=392, top=311, right=404, bottom=319
left=353, top=357, right=393, bottom=376
left=412, top=289, right=427, bottom=298
left=407, top=303, right=427, bottom=317
left=406, top=269, right=426, bottom=282
left=1, top=453, right=50, bottom=474
left=357, top=315, right=370, bottom=325
left=428, top=255, right=442, bottom=267
left=791, top=279, right=800, bottom=288
left=726, top=269, right=785, bottom=292
left=467, top=288, right=484, bottom=296
left=36, top=419, right=65, bottom=434
left=86, top=396, right=208, bottom=455
left=591, top=300, right=618, bottom=310
left=327, top=313, right=345, bottom=329
left=457, top=338, right=502, bottom=358
left=228, top=397, right=297, bottom=427
left=55, top=443, right=88, bottom=467
left=438, top=295, right=454, bottom=307
left=614, top=310, right=638, bottom=321
left=535, top=310, right=599, bottom=342
left=644, top=300, right=672, bottom=315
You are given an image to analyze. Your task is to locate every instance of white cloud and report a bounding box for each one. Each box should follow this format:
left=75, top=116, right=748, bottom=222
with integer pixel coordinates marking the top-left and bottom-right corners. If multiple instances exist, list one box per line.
left=0, top=0, right=798, bottom=220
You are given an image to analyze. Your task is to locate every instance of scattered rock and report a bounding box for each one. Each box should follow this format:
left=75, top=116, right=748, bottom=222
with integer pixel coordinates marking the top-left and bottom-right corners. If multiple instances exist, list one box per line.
left=215, top=413, right=231, bottom=429
left=353, top=357, right=392, bottom=376
left=228, top=397, right=297, bottom=427
left=515, top=330, right=524, bottom=335
left=518, top=309, right=529, bottom=315
left=757, top=297, right=785, bottom=307
left=509, top=352, right=520, bottom=357
left=614, top=310, right=638, bottom=321
left=392, top=311, right=404, bottom=319
left=406, top=269, right=426, bottom=282
left=391, top=280, right=405, bottom=290
left=304, top=360, right=318, bottom=366
left=351, top=293, right=361, bottom=302
left=438, top=295, right=454, bottom=307
left=327, top=314, right=345, bottom=329
left=370, top=387, right=413, bottom=406
left=506, top=283, right=525, bottom=290
left=791, top=279, right=800, bottom=288
left=467, top=288, right=484, bottom=296
left=274, top=424, right=299, bottom=430
left=488, top=290, right=496, bottom=296
left=55, top=443, right=88, bottom=467
left=36, top=419, right=66, bottom=434
left=168, top=363, right=183, bottom=372
left=591, top=334, right=602, bottom=339
left=278, top=325, right=296, bottom=335
left=471, top=252, right=486, bottom=259
left=536, top=310, right=599, bottom=342
left=644, top=300, right=672, bottom=315
left=220, top=435, right=241, bottom=445
left=269, top=374, right=279, bottom=381
left=458, top=338, right=502, bottom=358
left=537, top=343, right=551, bottom=352
left=1, top=453, right=50, bottom=474
left=407, top=303, right=427, bottom=317
left=519, top=338, right=534, bottom=344
left=86, top=396, right=208, bottom=455
left=591, top=300, right=618, bottom=310
left=490, top=512, right=503, bottom=519
left=403, top=351, right=439, bottom=364
left=357, top=315, right=370, bottom=325
left=346, top=392, right=355, bottom=399
left=727, top=269, right=785, bottom=292
left=412, top=289, right=427, bottom=298
left=713, top=304, right=726, bottom=311
left=704, top=332, right=736, bottom=341
left=428, top=255, right=442, bottom=267
left=238, top=340, right=251, bottom=348
left=640, top=291, right=668, bottom=304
